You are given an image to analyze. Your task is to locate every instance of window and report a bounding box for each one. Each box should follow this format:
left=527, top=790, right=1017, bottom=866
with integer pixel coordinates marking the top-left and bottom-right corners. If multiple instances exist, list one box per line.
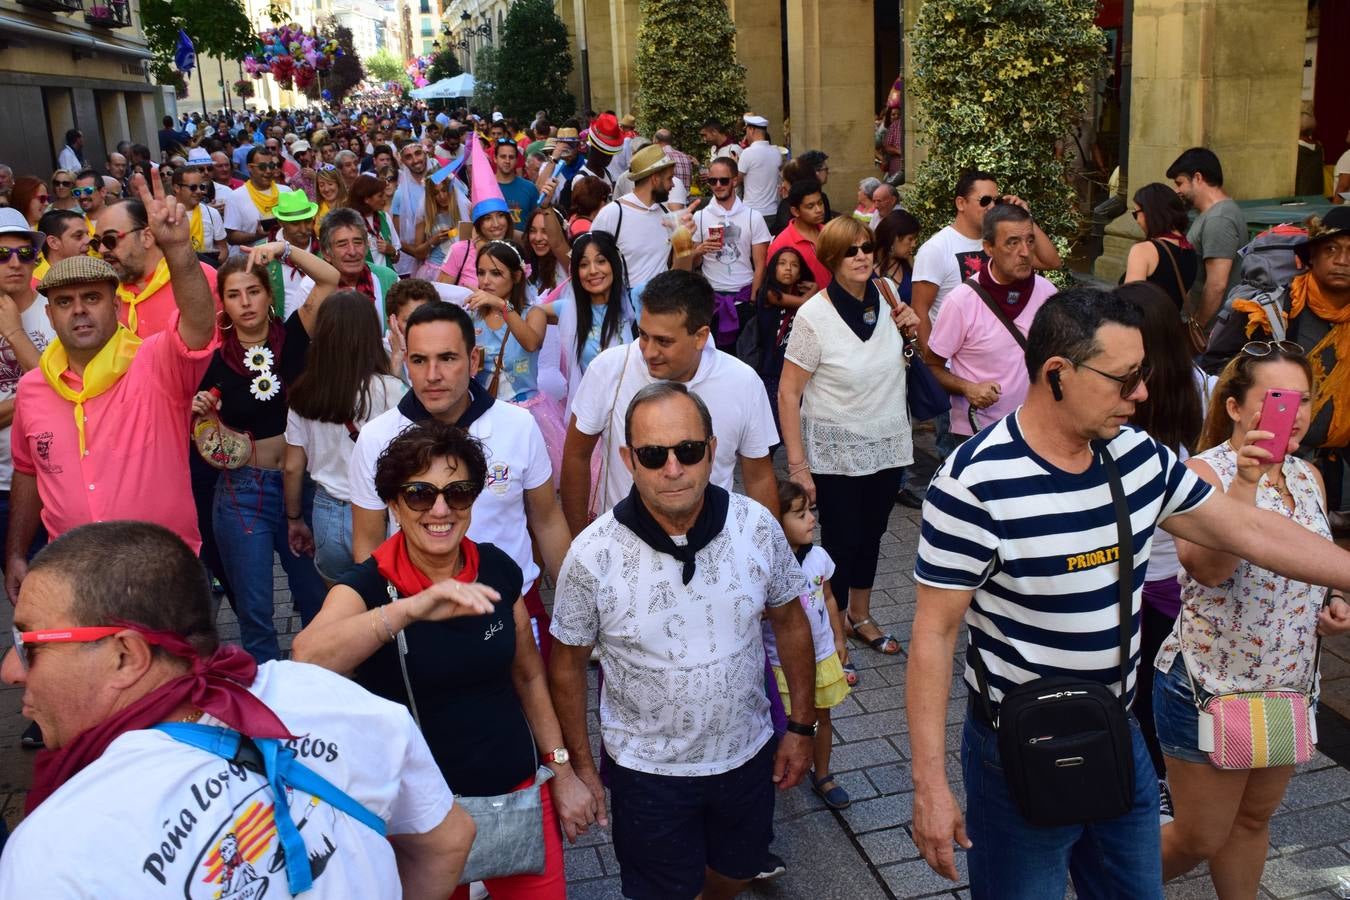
left=419, top=0, right=429, bottom=13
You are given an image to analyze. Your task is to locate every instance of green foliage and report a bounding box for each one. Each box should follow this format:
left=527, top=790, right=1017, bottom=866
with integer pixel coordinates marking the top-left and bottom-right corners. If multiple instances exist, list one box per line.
left=908, top=0, right=1105, bottom=260
left=317, top=17, right=366, bottom=105
left=634, top=0, right=745, bottom=152
left=471, top=45, right=499, bottom=112
left=427, top=47, right=464, bottom=85
left=494, top=0, right=576, bottom=122
left=140, top=0, right=255, bottom=88
left=366, top=48, right=411, bottom=90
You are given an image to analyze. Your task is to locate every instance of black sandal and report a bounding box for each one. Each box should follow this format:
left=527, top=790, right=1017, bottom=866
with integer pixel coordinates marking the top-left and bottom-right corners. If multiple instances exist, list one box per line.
left=846, top=614, right=901, bottom=655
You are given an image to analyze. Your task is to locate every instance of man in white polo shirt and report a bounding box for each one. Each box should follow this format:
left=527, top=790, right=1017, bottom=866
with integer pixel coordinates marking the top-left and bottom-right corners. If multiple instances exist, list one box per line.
left=737, top=114, right=782, bottom=221
left=559, top=269, right=778, bottom=536
left=691, top=156, right=770, bottom=353
left=347, top=301, right=572, bottom=660
left=589, top=144, right=697, bottom=294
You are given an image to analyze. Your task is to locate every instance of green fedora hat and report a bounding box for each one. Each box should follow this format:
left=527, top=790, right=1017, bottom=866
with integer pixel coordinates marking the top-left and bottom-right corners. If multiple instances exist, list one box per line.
left=274, top=190, right=320, bottom=222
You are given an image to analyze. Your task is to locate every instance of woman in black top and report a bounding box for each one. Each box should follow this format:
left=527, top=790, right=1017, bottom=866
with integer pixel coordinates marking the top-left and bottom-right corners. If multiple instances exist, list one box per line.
left=291, top=422, right=598, bottom=900
left=191, top=242, right=340, bottom=663
left=1122, top=182, right=1200, bottom=309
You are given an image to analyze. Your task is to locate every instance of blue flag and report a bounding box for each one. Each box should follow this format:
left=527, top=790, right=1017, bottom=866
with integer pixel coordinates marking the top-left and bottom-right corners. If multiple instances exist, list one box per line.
left=174, top=29, right=196, bottom=73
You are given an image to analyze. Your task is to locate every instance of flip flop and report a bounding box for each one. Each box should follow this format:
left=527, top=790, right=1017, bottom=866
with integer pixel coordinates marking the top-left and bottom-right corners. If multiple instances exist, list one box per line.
left=841, top=661, right=860, bottom=687
left=811, top=770, right=851, bottom=810
left=846, top=614, right=902, bottom=655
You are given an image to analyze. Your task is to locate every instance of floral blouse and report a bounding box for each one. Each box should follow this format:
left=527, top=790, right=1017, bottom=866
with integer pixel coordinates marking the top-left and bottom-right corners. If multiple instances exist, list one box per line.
left=1156, top=442, right=1330, bottom=694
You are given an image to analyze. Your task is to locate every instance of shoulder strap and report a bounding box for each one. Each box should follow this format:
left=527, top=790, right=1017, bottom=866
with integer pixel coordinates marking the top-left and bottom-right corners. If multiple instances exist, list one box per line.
left=1155, top=240, right=1188, bottom=308
left=486, top=326, right=510, bottom=398
left=613, top=200, right=623, bottom=242
left=965, top=278, right=1027, bottom=350
left=1098, top=442, right=1135, bottom=704
left=386, top=582, right=422, bottom=728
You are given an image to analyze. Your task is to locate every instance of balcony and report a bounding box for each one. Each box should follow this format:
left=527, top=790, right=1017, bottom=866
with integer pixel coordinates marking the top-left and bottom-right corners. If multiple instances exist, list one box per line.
left=17, top=0, right=83, bottom=14
left=84, top=0, right=130, bottom=27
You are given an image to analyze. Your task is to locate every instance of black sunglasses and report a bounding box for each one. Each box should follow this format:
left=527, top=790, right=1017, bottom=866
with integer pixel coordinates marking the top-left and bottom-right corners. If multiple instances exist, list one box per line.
left=252, top=162, right=279, bottom=171
left=843, top=242, right=876, bottom=258
left=976, top=195, right=1006, bottom=208
left=1075, top=361, right=1152, bottom=398
left=95, top=227, right=144, bottom=252
left=53, top=180, right=74, bottom=188
left=0, top=246, right=39, bottom=264
left=706, top=177, right=733, bottom=186
left=181, top=183, right=210, bottom=193
left=398, top=480, right=479, bottom=511
left=631, top=439, right=710, bottom=470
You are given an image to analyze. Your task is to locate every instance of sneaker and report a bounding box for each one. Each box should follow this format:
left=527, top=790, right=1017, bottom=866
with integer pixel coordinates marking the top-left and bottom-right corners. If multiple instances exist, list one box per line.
left=754, top=852, right=786, bottom=881
left=1158, top=779, right=1174, bottom=825
left=20, top=721, right=43, bottom=750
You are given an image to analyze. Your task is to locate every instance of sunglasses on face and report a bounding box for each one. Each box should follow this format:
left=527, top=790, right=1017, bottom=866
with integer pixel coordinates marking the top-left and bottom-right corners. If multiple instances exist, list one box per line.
left=843, top=242, right=876, bottom=258
left=398, top=480, right=480, bottom=511
left=0, top=246, right=39, bottom=264
left=1242, top=340, right=1304, bottom=358
left=180, top=183, right=209, bottom=193
left=252, top=162, right=278, bottom=171
left=36, top=195, right=49, bottom=204
left=976, top=195, right=1006, bottom=208
left=631, top=439, right=710, bottom=470
left=706, top=177, right=733, bottom=186
left=10, top=624, right=123, bottom=670
left=72, top=186, right=97, bottom=198
left=53, top=180, right=74, bottom=188
left=96, top=227, right=144, bottom=251
left=1075, top=360, right=1152, bottom=398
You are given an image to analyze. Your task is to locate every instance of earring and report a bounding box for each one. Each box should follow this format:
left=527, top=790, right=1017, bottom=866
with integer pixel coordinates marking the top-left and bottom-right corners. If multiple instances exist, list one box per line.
left=216, top=310, right=233, bottom=331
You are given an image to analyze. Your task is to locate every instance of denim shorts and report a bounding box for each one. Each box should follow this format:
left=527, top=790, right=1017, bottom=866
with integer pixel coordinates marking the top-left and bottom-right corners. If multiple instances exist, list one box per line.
left=1152, top=657, right=1210, bottom=764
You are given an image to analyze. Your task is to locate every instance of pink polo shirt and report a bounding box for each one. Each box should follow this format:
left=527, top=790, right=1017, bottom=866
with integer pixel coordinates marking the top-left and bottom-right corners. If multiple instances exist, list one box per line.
left=928, top=274, right=1057, bottom=436
left=118, top=261, right=220, bottom=338
left=11, top=313, right=217, bottom=550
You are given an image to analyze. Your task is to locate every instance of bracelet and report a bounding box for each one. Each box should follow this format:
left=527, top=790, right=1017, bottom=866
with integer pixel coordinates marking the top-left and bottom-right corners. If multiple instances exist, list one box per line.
left=787, top=461, right=810, bottom=475
left=286, top=512, right=302, bottom=521
left=377, top=605, right=397, bottom=643
left=280, top=240, right=292, bottom=262
left=369, top=609, right=386, bottom=644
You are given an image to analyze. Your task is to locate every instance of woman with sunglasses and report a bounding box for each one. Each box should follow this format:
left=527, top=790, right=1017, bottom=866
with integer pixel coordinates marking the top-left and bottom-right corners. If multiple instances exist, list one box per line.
left=48, top=170, right=81, bottom=212
left=292, top=420, right=590, bottom=900
left=284, top=291, right=406, bottom=586
left=190, top=243, right=341, bottom=663
left=9, top=178, right=48, bottom=229
left=1123, top=182, right=1198, bottom=309
left=779, top=216, right=920, bottom=657
left=348, top=174, right=401, bottom=270
left=315, top=164, right=347, bottom=228
left=1157, top=340, right=1350, bottom=893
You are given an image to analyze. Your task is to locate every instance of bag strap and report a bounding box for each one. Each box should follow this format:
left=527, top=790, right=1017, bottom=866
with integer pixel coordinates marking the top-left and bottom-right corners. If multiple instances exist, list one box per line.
left=386, top=582, right=422, bottom=729
left=450, top=239, right=472, bottom=286
left=872, top=277, right=916, bottom=360
left=965, top=278, right=1027, bottom=350
left=1156, top=240, right=1189, bottom=309
left=485, top=327, right=510, bottom=398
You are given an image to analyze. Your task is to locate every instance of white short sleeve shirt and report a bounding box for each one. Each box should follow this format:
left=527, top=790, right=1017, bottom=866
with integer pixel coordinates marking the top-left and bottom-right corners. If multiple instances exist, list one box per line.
left=692, top=199, right=770, bottom=292
left=589, top=194, right=672, bottom=288
left=911, top=224, right=987, bottom=322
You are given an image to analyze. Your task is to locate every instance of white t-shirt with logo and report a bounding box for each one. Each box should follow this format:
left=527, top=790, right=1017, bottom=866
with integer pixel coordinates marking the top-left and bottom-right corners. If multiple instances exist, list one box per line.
left=223, top=184, right=293, bottom=256
left=911, top=224, right=987, bottom=323
left=0, top=660, right=454, bottom=898
left=347, top=397, right=553, bottom=591
left=692, top=198, right=770, bottom=292
left=589, top=194, right=672, bottom=289
left=570, top=340, right=778, bottom=516
left=0, top=295, right=55, bottom=490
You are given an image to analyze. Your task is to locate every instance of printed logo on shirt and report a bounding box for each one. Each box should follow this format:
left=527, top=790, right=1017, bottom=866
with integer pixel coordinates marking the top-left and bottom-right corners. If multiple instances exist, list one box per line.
left=34, top=431, right=62, bottom=475
left=485, top=461, right=511, bottom=495
left=1065, top=544, right=1120, bottom=573
left=955, top=249, right=989, bottom=279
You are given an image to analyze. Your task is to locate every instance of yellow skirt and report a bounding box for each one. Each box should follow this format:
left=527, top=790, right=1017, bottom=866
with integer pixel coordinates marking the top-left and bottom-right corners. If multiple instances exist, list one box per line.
left=772, top=651, right=851, bottom=715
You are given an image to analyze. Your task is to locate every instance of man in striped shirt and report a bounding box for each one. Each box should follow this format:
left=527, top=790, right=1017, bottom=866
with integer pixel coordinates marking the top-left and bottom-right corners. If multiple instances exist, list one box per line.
left=906, top=288, right=1350, bottom=898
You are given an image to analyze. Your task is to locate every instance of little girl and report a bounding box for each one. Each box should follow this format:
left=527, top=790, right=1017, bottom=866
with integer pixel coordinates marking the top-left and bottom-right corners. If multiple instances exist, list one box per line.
left=766, top=479, right=853, bottom=810
left=754, top=247, right=816, bottom=437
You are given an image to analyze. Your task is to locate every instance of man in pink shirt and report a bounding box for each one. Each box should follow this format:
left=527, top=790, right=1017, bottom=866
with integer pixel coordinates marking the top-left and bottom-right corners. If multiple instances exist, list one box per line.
left=766, top=178, right=831, bottom=292
left=926, top=203, right=1057, bottom=452
left=5, top=173, right=217, bottom=602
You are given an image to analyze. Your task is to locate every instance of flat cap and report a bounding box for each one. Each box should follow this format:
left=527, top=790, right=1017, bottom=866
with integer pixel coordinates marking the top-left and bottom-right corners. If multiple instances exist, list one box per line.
left=38, top=255, right=120, bottom=293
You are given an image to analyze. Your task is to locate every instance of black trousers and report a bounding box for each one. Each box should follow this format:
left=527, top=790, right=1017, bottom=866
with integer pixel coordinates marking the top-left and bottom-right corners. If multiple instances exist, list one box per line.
left=814, top=466, right=905, bottom=608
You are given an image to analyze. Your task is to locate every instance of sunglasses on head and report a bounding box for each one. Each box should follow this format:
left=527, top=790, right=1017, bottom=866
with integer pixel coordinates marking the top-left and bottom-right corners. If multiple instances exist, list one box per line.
left=631, top=439, right=710, bottom=470
left=1242, top=340, right=1304, bottom=358
left=53, top=180, right=74, bottom=188
left=976, top=195, right=1006, bottom=208
left=398, top=480, right=479, bottom=511
left=96, top=227, right=144, bottom=251
left=843, top=242, right=876, bottom=258
left=72, top=186, right=97, bottom=198
left=0, top=246, right=39, bottom=264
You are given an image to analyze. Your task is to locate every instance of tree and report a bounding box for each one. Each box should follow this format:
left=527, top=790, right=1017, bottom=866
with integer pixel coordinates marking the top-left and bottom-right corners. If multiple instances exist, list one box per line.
left=494, top=0, right=575, bottom=122
left=366, top=47, right=411, bottom=91
left=907, top=0, right=1105, bottom=264
left=317, top=17, right=366, bottom=105
left=426, top=47, right=463, bottom=85
left=634, top=0, right=745, bottom=152
left=140, top=0, right=255, bottom=92
left=471, top=45, right=499, bottom=113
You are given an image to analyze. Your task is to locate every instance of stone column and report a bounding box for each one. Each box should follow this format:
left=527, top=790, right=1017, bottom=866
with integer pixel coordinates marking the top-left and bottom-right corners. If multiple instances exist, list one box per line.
left=583, top=0, right=616, bottom=111
left=729, top=0, right=784, bottom=127
left=45, top=89, right=76, bottom=167
left=97, top=92, right=131, bottom=162
left=126, top=92, right=157, bottom=152
left=1097, top=0, right=1305, bottom=282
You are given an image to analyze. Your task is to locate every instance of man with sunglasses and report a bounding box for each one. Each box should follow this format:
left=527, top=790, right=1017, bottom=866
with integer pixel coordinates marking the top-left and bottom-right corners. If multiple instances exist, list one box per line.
left=224, top=147, right=292, bottom=256
left=907, top=287, right=1350, bottom=897
left=72, top=170, right=106, bottom=231
left=690, top=157, right=770, bottom=353
left=550, top=381, right=815, bottom=900
left=172, top=167, right=227, bottom=268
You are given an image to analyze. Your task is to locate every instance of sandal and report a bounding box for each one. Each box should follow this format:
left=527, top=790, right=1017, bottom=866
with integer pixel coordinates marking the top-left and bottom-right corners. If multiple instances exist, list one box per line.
left=846, top=614, right=902, bottom=655
left=841, top=661, right=859, bottom=687
left=811, top=770, right=851, bottom=810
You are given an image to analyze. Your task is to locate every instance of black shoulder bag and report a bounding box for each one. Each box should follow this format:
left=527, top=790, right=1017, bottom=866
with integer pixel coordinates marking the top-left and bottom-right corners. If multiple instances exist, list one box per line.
left=969, top=443, right=1137, bottom=827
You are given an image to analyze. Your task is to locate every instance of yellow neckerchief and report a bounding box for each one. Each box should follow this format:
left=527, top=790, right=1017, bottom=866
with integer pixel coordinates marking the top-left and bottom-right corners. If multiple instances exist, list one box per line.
left=245, top=181, right=280, bottom=218
left=38, top=325, right=143, bottom=457
left=188, top=205, right=204, bottom=251
left=116, top=256, right=171, bottom=334
left=1234, top=273, right=1350, bottom=446
left=32, top=256, right=50, bottom=283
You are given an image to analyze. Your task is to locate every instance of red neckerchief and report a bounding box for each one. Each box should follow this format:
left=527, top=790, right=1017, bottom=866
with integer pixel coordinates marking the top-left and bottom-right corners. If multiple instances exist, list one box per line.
left=371, top=531, right=480, bottom=597
left=339, top=264, right=377, bottom=303
left=977, top=262, right=1037, bottom=322
left=1160, top=230, right=1195, bottom=251
left=26, top=625, right=295, bottom=812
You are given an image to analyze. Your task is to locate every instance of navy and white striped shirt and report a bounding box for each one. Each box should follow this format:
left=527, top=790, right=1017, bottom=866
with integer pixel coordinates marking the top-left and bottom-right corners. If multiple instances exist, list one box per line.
left=915, top=412, right=1213, bottom=706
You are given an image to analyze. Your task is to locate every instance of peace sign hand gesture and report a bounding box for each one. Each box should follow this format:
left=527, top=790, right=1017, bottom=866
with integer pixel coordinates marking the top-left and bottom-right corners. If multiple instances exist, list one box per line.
left=132, top=171, right=191, bottom=253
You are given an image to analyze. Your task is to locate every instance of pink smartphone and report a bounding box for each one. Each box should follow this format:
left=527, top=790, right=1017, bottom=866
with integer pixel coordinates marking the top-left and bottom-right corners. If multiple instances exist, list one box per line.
left=1253, top=388, right=1300, bottom=464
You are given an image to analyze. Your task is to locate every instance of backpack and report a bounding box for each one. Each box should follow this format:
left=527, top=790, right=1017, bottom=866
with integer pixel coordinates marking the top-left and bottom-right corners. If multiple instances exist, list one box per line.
left=1200, top=224, right=1309, bottom=372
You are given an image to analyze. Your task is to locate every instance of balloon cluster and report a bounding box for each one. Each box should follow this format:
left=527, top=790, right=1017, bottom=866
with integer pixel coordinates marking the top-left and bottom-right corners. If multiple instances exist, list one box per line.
left=405, top=54, right=432, bottom=89
left=242, top=24, right=343, bottom=91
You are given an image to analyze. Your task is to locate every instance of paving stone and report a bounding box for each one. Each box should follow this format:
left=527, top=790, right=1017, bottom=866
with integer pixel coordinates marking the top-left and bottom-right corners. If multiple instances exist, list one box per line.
left=1282, top=766, right=1350, bottom=810
left=564, top=846, right=604, bottom=881
left=857, top=825, right=921, bottom=865
left=1270, top=803, right=1350, bottom=854
left=841, top=793, right=913, bottom=834
left=565, top=876, right=626, bottom=900
left=832, top=708, right=907, bottom=743
left=879, top=854, right=968, bottom=897
left=830, top=737, right=905, bottom=773
left=1259, top=846, right=1350, bottom=898
left=865, top=762, right=915, bottom=795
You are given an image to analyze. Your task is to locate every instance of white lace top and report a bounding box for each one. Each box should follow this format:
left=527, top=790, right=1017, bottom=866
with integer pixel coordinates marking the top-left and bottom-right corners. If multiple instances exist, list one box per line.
left=783, top=287, right=913, bottom=476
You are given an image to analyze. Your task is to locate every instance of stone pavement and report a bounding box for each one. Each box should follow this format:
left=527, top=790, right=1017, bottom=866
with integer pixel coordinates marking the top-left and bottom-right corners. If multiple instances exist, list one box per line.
left=7, top=433, right=1350, bottom=897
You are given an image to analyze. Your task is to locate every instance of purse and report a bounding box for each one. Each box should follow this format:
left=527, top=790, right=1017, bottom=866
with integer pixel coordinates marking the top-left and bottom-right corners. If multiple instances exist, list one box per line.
left=1157, top=240, right=1208, bottom=356
left=873, top=278, right=950, bottom=422
left=970, top=444, right=1137, bottom=827
left=382, top=583, right=551, bottom=883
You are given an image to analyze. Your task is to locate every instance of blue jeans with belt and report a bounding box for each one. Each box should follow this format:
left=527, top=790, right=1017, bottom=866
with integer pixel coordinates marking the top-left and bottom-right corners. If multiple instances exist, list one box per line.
left=213, top=466, right=326, bottom=662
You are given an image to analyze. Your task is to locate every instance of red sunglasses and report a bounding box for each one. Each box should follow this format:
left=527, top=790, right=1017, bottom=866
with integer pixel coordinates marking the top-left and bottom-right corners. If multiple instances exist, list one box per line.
left=9, top=624, right=152, bottom=668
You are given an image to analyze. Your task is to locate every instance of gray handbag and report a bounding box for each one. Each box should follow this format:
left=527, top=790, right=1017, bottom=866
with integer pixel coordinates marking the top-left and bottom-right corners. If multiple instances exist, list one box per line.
left=385, top=583, right=553, bottom=884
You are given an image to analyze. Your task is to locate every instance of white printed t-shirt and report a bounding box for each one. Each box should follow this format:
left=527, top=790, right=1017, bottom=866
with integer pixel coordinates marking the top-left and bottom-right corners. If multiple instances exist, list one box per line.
left=347, top=393, right=553, bottom=591
left=0, top=660, right=454, bottom=898
left=551, top=492, right=810, bottom=776
left=693, top=198, right=770, bottom=292
left=0, top=295, right=55, bottom=490
left=763, top=545, right=837, bottom=667
left=570, top=340, right=778, bottom=516
left=911, top=224, right=986, bottom=323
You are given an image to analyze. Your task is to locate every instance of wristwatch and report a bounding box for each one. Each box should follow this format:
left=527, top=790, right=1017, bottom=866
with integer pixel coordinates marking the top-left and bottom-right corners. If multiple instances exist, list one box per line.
left=785, top=720, right=817, bottom=738
left=543, top=747, right=570, bottom=766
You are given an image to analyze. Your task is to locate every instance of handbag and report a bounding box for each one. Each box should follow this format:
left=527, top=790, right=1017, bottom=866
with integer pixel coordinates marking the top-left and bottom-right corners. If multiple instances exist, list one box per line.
left=382, top=583, right=551, bottom=883
left=1157, top=240, right=1208, bottom=355
left=874, top=278, right=950, bottom=422
left=969, top=444, right=1137, bottom=827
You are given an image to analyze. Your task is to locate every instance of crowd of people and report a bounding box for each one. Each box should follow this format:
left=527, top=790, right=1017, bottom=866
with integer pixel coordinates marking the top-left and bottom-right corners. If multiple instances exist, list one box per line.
left=0, top=100, right=1348, bottom=900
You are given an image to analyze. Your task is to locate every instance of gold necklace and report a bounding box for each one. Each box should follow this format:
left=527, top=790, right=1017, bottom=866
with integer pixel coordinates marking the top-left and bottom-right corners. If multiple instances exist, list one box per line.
left=180, top=708, right=203, bottom=724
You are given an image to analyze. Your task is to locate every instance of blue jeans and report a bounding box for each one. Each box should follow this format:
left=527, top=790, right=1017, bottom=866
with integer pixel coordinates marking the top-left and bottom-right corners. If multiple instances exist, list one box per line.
left=961, top=709, right=1163, bottom=899
left=213, top=466, right=326, bottom=662
left=310, top=484, right=356, bottom=583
